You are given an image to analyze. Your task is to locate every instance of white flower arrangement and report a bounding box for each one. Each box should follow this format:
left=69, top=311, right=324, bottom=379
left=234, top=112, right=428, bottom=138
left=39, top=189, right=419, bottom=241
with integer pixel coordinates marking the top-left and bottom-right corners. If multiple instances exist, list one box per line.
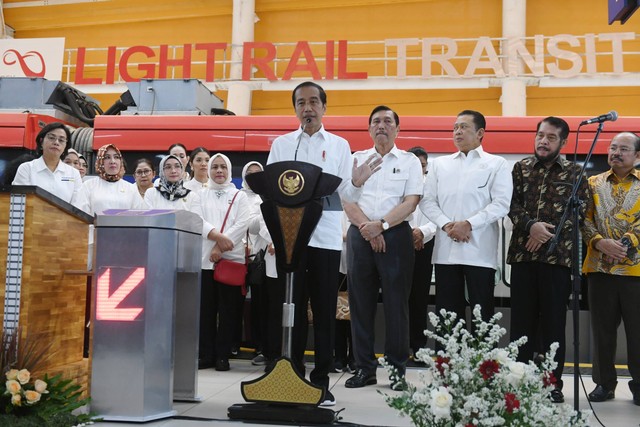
left=380, top=306, right=591, bottom=426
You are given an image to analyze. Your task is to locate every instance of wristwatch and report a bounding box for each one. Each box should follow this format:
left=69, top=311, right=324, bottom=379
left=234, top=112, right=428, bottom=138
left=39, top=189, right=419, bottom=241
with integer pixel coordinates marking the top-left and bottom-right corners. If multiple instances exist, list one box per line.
left=380, top=219, right=389, bottom=231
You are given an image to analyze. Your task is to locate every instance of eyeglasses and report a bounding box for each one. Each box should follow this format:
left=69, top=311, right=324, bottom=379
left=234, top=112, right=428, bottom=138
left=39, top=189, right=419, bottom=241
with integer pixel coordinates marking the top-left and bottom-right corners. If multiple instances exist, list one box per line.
left=608, top=145, right=636, bottom=154
left=163, top=164, right=182, bottom=171
left=135, top=169, right=152, bottom=176
left=45, top=133, right=67, bottom=144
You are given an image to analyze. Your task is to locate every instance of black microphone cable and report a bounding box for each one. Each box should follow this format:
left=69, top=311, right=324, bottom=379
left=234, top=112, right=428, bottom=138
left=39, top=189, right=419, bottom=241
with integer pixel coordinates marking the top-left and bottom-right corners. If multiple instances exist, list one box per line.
left=294, top=118, right=312, bottom=161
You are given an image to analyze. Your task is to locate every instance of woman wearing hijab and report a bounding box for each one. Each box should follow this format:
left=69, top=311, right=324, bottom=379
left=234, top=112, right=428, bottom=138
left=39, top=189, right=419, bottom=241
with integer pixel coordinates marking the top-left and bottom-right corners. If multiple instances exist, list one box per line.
left=240, top=161, right=270, bottom=364
left=12, top=122, right=85, bottom=207
left=192, top=153, right=250, bottom=371
left=145, top=154, right=199, bottom=209
left=80, top=143, right=145, bottom=215
left=78, top=154, right=88, bottom=179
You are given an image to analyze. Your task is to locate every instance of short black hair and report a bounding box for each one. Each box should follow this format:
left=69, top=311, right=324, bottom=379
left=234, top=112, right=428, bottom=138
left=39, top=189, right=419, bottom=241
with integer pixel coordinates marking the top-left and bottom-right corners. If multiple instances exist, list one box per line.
left=36, top=122, right=72, bottom=159
left=368, top=105, right=400, bottom=126
left=457, top=110, right=486, bottom=132
left=537, top=116, right=570, bottom=141
left=135, top=158, right=156, bottom=173
left=408, top=146, right=428, bottom=160
left=291, top=81, right=327, bottom=107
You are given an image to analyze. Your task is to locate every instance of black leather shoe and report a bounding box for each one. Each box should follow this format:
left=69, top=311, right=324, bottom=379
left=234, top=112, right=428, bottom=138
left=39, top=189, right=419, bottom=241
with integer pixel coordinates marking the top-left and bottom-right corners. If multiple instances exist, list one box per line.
left=345, top=369, right=377, bottom=388
left=215, top=359, right=230, bottom=371
left=550, top=388, right=564, bottom=403
left=629, top=383, right=640, bottom=406
left=588, top=385, right=615, bottom=402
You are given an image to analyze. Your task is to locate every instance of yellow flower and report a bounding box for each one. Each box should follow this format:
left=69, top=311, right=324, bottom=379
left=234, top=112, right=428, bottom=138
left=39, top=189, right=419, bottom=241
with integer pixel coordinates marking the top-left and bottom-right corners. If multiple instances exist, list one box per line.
left=16, top=369, right=31, bottom=385
left=5, top=369, right=18, bottom=381
left=11, top=393, right=22, bottom=406
left=34, top=379, right=49, bottom=393
left=5, top=379, right=21, bottom=395
left=24, top=390, right=41, bottom=404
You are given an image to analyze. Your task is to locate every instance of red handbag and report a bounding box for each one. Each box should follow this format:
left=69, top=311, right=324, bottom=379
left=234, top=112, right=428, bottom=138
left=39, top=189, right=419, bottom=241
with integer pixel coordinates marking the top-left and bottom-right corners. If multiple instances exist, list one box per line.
left=213, top=258, right=247, bottom=287
left=212, top=191, right=247, bottom=293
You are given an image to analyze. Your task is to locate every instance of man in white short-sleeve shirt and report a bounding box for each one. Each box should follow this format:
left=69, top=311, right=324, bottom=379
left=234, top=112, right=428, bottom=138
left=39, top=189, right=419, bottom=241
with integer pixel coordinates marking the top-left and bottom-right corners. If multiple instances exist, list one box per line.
left=343, top=105, right=423, bottom=391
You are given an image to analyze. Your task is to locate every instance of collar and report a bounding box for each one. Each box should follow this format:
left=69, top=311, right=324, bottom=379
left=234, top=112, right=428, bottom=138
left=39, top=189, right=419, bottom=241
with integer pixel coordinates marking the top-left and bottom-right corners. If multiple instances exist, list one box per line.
left=532, top=154, right=568, bottom=171
left=294, top=124, right=328, bottom=141
left=605, top=168, right=640, bottom=182
left=453, top=144, right=485, bottom=159
left=34, top=156, right=64, bottom=173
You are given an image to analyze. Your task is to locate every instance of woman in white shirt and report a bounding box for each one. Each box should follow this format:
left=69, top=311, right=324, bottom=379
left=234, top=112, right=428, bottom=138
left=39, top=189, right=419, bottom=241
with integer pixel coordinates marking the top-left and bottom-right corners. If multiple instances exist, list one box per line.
left=134, top=158, right=156, bottom=200
left=193, top=153, right=250, bottom=371
left=240, top=161, right=270, bottom=363
left=168, top=143, right=190, bottom=181
left=81, top=144, right=145, bottom=215
left=144, top=155, right=199, bottom=210
left=12, top=122, right=85, bottom=208
left=184, top=147, right=210, bottom=192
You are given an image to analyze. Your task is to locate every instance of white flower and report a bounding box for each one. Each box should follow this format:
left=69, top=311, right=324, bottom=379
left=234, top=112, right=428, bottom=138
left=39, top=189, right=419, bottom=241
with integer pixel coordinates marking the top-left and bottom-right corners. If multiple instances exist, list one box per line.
left=35, top=379, right=49, bottom=394
left=5, top=369, right=19, bottom=381
left=430, top=386, right=453, bottom=419
left=506, top=361, right=526, bottom=386
left=412, top=391, right=429, bottom=405
left=24, top=390, right=41, bottom=404
left=16, top=368, right=31, bottom=385
left=494, top=349, right=511, bottom=365
left=5, top=379, right=21, bottom=394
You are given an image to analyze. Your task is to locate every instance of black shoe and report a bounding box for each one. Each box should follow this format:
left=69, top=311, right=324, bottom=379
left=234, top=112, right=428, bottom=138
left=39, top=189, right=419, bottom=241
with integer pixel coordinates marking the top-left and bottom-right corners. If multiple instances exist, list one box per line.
left=550, top=388, right=564, bottom=403
left=588, top=385, right=615, bottom=402
left=629, top=383, right=640, bottom=406
left=333, top=361, right=345, bottom=373
left=390, top=378, right=407, bottom=391
left=320, top=390, right=336, bottom=407
left=198, top=358, right=214, bottom=369
left=215, top=359, right=230, bottom=371
left=345, top=369, right=377, bottom=388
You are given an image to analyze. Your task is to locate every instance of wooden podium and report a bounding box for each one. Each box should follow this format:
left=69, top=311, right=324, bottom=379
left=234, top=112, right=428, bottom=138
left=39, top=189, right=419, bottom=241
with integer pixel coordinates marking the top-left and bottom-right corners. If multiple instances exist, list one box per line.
left=0, top=186, right=93, bottom=392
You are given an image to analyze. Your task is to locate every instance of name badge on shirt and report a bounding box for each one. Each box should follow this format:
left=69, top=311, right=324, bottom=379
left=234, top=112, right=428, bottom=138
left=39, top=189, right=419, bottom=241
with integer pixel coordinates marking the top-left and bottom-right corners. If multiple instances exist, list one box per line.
left=61, top=176, right=75, bottom=182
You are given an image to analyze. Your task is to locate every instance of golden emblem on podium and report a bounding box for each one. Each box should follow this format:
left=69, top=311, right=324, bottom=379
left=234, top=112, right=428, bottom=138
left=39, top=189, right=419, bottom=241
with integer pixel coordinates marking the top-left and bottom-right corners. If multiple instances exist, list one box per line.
left=278, top=170, right=304, bottom=196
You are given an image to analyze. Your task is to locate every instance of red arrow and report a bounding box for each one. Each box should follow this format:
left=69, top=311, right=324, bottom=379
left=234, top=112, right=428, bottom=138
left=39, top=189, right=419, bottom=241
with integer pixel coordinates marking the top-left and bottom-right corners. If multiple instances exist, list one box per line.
left=96, top=267, right=145, bottom=321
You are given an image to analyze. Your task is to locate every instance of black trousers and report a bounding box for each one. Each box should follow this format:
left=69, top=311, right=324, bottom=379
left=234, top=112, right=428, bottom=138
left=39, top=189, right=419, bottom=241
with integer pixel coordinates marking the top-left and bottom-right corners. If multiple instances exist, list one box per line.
left=434, top=263, right=495, bottom=325
left=347, top=222, right=414, bottom=376
left=588, top=272, right=640, bottom=390
left=199, top=269, right=244, bottom=362
left=510, top=262, right=571, bottom=388
left=270, top=246, right=341, bottom=390
left=409, top=239, right=434, bottom=353
left=263, top=274, right=285, bottom=362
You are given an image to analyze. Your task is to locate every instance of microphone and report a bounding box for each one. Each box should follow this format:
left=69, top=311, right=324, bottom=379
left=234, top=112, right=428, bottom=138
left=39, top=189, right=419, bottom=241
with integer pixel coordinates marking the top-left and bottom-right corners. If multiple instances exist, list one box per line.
left=580, top=111, right=618, bottom=126
left=294, top=118, right=312, bottom=161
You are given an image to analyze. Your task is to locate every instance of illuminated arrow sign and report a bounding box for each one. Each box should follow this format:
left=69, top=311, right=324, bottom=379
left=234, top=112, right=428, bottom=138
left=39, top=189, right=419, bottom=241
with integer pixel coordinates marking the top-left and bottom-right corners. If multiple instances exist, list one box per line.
left=96, top=267, right=145, bottom=321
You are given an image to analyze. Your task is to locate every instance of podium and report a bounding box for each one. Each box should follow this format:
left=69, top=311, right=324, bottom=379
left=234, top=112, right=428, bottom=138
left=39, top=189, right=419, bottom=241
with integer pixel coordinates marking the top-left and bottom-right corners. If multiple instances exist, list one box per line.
left=90, top=209, right=202, bottom=422
left=0, top=186, right=92, bottom=392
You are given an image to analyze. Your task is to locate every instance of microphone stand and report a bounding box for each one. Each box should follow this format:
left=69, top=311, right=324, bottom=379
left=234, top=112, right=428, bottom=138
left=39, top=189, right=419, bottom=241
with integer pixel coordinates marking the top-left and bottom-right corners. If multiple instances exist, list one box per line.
left=547, top=121, right=604, bottom=411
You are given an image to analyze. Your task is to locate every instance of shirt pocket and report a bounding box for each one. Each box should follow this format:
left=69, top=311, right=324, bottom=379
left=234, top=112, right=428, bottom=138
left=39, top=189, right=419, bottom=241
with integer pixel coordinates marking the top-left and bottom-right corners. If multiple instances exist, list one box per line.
left=384, top=172, right=409, bottom=196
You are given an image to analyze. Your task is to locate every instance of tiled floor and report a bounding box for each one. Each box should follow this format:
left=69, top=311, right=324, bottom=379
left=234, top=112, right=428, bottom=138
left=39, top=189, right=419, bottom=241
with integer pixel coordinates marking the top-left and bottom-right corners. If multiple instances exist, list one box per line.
left=94, top=359, right=638, bottom=426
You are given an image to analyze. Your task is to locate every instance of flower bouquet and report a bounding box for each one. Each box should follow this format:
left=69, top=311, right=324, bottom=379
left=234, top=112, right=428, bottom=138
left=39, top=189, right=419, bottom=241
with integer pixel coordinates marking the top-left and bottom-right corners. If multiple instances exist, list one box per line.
left=1, top=330, right=94, bottom=426
left=381, top=306, right=591, bottom=426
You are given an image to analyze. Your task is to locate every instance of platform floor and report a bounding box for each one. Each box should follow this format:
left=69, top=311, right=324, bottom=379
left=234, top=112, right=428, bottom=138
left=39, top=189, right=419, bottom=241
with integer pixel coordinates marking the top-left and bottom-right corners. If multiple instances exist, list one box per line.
left=94, top=358, right=638, bottom=427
